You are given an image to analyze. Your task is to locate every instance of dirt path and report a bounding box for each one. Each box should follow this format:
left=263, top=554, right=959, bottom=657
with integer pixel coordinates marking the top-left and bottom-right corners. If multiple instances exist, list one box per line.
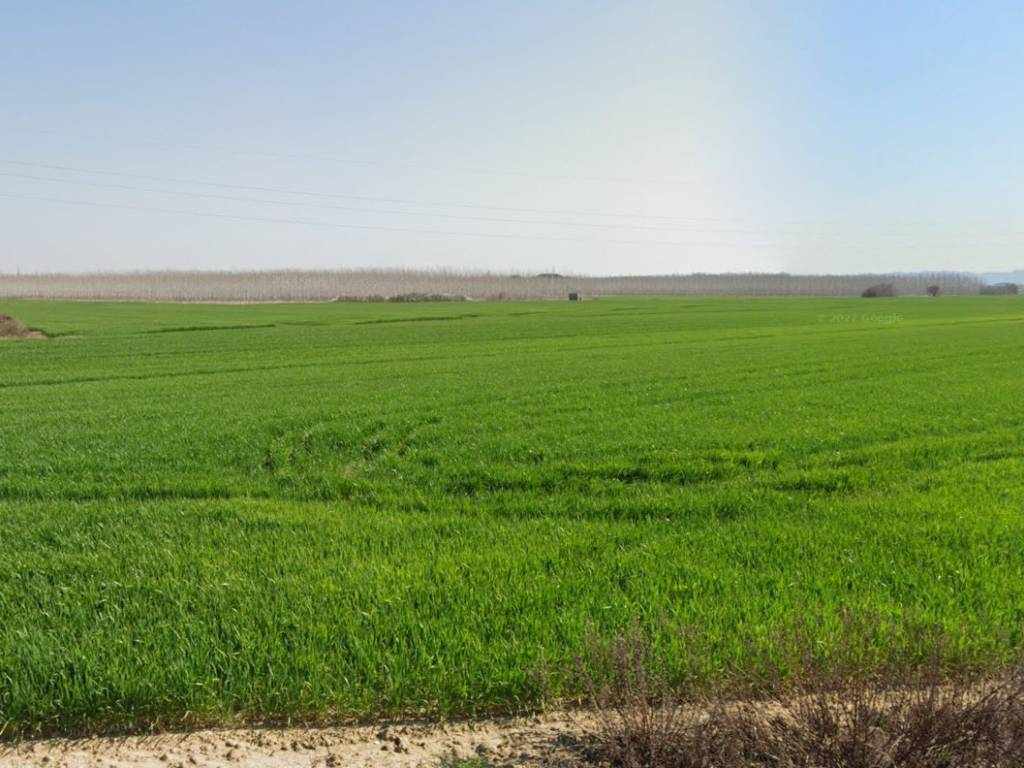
left=0, top=713, right=598, bottom=768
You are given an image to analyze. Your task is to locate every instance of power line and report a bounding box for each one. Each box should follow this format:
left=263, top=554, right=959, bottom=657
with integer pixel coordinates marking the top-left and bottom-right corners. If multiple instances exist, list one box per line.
left=0, top=171, right=785, bottom=237
left=33, top=129, right=694, bottom=187
left=0, top=192, right=776, bottom=248
left=3, top=170, right=1013, bottom=245
left=0, top=159, right=726, bottom=222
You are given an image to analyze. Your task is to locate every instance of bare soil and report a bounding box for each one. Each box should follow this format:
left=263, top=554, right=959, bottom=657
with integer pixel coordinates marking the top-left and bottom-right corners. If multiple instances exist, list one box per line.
left=0, top=314, right=47, bottom=339
left=0, top=713, right=598, bottom=768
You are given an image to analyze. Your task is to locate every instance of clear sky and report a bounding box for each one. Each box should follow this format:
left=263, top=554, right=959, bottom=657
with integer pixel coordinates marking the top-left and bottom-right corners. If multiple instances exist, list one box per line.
left=2, top=1, right=1023, bottom=276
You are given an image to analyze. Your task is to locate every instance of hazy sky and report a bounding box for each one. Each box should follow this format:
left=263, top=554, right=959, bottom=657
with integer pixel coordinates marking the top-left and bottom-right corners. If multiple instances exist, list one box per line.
left=2, top=1, right=1023, bottom=276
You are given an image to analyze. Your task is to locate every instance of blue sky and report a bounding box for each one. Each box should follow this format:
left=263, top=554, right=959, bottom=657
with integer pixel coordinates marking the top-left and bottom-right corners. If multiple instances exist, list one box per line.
left=2, top=1, right=1023, bottom=275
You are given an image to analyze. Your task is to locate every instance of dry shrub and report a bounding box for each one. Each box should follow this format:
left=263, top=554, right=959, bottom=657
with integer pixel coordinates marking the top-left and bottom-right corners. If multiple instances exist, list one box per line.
left=979, top=283, right=1020, bottom=296
left=579, top=623, right=1024, bottom=768
left=749, top=667, right=1024, bottom=768
left=579, top=623, right=738, bottom=768
left=331, top=292, right=467, bottom=303
left=0, top=314, right=46, bottom=338
left=386, top=292, right=467, bottom=303
left=862, top=283, right=896, bottom=298
left=332, top=294, right=388, bottom=303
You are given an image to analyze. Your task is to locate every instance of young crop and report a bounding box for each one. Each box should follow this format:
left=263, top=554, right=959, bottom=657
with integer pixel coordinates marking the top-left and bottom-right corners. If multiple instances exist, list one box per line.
left=0, top=296, right=1022, bottom=737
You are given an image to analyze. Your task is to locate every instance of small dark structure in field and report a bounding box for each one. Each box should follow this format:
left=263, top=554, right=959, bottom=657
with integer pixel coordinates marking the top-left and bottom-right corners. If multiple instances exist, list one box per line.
left=980, top=282, right=1020, bottom=295
left=862, top=282, right=896, bottom=298
left=569, top=292, right=580, bottom=302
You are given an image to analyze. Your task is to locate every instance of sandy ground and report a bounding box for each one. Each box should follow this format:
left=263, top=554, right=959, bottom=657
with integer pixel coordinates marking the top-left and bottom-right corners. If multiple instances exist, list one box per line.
left=0, top=713, right=599, bottom=768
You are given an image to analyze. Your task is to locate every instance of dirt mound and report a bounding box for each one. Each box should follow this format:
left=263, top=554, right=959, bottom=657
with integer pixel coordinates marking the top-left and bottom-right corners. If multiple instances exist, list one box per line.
left=0, top=314, right=46, bottom=339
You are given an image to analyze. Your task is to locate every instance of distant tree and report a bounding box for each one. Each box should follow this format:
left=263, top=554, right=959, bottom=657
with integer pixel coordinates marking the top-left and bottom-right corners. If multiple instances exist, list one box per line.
left=0, top=269, right=985, bottom=302
left=980, top=283, right=1020, bottom=295
left=862, top=283, right=895, bottom=298
left=927, top=285, right=941, bottom=297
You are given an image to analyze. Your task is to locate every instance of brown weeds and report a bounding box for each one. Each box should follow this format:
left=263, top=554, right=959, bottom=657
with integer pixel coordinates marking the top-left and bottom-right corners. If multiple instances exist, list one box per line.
left=578, top=623, right=1024, bottom=768
left=0, top=314, right=46, bottom=339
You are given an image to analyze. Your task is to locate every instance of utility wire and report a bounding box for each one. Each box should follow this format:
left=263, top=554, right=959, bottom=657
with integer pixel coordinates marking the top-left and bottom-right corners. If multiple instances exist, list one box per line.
left=33, top=129, right=693, bottom=187
left=3, top=171, right=1009, bottom=245
left=0, top=171, right=785, bottom=237
left=0, top=192, right=775, bottom=248
left=0, top=159, right=727, bottom=222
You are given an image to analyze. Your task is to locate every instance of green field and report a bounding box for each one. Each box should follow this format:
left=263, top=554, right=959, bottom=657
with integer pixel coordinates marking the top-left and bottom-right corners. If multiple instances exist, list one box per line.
left=1, top=296, right=1023, bottom=736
